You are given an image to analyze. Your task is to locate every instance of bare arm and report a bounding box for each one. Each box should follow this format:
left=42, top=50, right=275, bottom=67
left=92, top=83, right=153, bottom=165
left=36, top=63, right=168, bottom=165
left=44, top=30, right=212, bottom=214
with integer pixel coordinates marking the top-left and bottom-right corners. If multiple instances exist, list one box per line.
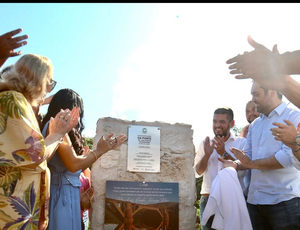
left=56, top=133, right=127, bottom=173
left=195, top=153, right=211, bottom=176
left=277, top=76, right=300, bottom=109
left=26, top=108, right=80, bottom=169
left=281, top=50, right=300, bottom=75
left=57, top=134, right=97, bottom=172
left=226, top=36, right=300, bottom=109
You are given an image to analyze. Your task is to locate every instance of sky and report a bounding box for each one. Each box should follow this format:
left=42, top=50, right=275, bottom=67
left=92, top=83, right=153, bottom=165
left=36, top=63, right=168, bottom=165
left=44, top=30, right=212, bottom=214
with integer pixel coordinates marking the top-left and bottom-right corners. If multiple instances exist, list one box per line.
left=2, top=3, right=300, bottom=150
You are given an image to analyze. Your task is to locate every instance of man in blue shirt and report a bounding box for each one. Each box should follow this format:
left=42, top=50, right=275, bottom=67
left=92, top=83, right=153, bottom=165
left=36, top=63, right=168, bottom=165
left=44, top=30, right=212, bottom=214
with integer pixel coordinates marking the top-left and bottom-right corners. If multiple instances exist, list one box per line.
left=221, top=81, right=300, bottom=230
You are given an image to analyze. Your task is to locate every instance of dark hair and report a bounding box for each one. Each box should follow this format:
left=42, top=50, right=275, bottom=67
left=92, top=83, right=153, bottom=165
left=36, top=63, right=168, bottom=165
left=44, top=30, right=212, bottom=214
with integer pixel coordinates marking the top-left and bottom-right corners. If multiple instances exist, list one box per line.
left=261, top=87, right=283, bottom=100
left=214, top=107, right=234, bottom=121
left=252, top=80, right=283, bottom=100
left=41, top=88, right=85, bottom=155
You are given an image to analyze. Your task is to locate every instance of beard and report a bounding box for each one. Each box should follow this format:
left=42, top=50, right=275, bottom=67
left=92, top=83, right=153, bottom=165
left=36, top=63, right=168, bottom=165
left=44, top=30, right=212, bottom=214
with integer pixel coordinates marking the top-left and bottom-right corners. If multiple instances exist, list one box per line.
left=255, top=103, right=265, bottom=114
left=213, top=127, right=230, bottom=138
left=247, top=115, right=258, bottom=124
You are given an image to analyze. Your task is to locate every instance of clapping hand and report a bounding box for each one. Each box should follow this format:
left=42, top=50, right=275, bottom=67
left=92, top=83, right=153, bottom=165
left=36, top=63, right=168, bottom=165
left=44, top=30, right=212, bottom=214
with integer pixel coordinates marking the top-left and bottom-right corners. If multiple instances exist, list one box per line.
left=270, top=119, right=299, bottom=147
left=49, top=107, right=80, bottom=137
left=230, top=147, right=252, bottom=169
left=95, top=133, right=127, bottom=156
left=80, top=187, right=95, bottom=210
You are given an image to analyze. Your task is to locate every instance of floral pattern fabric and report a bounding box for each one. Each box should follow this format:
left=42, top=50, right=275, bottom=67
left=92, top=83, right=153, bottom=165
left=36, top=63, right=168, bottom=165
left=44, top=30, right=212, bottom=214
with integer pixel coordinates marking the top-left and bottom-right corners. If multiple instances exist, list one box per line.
left=0, top=90, right=49, bottom=230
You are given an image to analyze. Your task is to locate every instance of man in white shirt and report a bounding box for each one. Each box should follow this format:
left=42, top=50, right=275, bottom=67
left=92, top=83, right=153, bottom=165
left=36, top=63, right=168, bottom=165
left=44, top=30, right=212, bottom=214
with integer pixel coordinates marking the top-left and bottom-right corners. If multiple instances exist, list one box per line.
left=193, top=107, right=247, bottom=230
left=224, top=81, right=300, bottom=230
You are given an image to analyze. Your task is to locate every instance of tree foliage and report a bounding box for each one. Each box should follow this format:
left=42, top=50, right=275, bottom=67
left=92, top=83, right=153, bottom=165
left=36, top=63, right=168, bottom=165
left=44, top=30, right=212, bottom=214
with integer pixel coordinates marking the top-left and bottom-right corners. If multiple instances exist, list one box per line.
left=84, top=136, right=94, bottom=150
left=231, top=124, right=243, bottom=137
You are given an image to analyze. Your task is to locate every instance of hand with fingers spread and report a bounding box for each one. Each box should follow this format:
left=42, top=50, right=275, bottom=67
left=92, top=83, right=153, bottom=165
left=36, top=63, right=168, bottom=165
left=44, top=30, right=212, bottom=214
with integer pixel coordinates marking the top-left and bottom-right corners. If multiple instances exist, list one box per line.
left=227, top=35, right=300, bottom=78
left=229, top=147, right=253, bottom=169
left=212, top=135, right=235, bottom=161
left=0, top=28, right=28, bottom=67
left=80, top=187, right=95, bottom=210
left=48, top=107, right=80, bottom=138
left=203, top=136, right=214, bottom=157
left=226, top=36, right=300, bottom=110
left=226, top=36, right=287, bottom=90
left=212, top=135, right=226, bottom=156
left=271, top=119, right=300, bottom=151
left=94, top=133, right=127, bottom=157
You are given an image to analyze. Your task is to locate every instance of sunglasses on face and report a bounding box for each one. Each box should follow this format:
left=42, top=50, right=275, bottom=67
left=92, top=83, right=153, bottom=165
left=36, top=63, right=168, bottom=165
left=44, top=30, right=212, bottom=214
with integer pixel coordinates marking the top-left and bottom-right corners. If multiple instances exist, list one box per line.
left=49, top=79, right=57, bottom=92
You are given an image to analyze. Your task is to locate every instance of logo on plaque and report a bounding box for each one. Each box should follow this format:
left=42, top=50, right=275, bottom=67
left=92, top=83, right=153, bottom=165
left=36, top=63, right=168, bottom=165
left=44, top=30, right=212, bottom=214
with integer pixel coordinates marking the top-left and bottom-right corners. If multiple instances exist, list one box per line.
left=142, top=127, right=147, bottom=133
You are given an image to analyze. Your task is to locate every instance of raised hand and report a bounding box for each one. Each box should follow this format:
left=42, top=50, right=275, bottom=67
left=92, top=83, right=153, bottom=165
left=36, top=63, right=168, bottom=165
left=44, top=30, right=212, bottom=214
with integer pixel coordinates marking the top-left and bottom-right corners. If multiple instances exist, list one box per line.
left=203, top=136, right=214, bottom=156
left=49, top=107, right=80, bottom=137
left=226, top=35, right=286, bottom=91
left=0, top=28, right=28, bottom=67
left=212, top=135, right=226, bottom=156
left=94, top=133, right=127, bottom=157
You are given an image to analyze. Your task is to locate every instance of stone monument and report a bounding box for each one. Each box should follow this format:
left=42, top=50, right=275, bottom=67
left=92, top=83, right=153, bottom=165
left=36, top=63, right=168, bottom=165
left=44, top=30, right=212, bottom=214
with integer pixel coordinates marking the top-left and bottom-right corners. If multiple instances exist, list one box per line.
left=90, top=117, right=197, bottom=230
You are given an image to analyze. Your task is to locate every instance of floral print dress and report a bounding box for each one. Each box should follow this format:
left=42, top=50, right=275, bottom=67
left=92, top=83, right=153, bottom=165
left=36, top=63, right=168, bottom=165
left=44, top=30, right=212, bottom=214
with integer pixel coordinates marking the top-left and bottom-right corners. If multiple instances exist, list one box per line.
left=0, top=90, right=50, bottom=230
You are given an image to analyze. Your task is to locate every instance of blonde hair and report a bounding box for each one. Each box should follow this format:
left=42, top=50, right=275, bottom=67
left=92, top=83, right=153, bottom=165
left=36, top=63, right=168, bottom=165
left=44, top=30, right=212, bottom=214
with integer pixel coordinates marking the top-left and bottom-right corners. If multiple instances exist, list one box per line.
left=0, top=54, right=53, bottom=107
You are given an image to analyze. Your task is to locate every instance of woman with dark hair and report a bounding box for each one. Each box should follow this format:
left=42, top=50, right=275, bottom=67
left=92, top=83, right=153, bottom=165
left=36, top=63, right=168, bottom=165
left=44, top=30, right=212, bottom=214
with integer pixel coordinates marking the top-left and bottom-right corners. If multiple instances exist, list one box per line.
left=40, top=88, right=126, bottom=230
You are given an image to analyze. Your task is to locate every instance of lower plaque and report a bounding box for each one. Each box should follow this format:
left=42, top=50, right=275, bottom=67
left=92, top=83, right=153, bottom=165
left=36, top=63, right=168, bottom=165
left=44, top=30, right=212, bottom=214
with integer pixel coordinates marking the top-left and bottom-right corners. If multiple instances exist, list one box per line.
left=104, top=180, right=179, bottom=230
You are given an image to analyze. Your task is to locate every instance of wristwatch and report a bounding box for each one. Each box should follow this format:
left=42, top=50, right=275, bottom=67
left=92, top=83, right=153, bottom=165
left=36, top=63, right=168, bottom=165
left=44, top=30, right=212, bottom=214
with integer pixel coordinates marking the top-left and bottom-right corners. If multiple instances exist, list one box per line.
left=294, top=133, right=300, bottom=146
left=222, top=151, right=230, bottom=159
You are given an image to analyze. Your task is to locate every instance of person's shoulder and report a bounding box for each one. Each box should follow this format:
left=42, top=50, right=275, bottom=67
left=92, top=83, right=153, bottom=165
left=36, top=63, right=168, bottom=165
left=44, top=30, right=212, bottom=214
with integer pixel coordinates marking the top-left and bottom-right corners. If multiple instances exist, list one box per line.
left=1, top=90, right=23, bottom=96
left=234, top=135, right=246, bottom=140
left=231, top=135, right=247, bottom=147
left=286, top=107, right=300, bottom=120
left=0, top=90, right=26, bottom=102
left=232, top=135, right=247, bottom=143
left=290, top=107, right=300, bottom=114
left=0, top=90, right=31, bottom=118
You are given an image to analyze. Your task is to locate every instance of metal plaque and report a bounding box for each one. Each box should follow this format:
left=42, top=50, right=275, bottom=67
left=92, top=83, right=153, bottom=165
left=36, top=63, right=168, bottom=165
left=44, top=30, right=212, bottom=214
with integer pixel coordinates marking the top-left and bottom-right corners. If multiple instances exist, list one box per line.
left=127, top=125, right=161, bottom=173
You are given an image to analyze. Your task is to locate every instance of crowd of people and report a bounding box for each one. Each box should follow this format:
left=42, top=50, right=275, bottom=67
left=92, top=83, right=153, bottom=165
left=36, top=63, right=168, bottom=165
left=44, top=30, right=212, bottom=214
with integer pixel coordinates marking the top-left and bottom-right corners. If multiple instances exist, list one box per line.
left=194, top=36, right=300, bottom=230
left=2, top=27, right=300, bottom=230
left=0, top=28, right=126, bottom=230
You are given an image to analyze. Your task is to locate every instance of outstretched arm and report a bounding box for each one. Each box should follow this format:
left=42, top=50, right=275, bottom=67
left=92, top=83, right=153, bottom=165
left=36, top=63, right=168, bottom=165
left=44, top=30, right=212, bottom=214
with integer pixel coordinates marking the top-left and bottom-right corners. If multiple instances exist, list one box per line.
left=229, top=147, right=283, bottom=170
left=226, top=35, right=300, bottom=109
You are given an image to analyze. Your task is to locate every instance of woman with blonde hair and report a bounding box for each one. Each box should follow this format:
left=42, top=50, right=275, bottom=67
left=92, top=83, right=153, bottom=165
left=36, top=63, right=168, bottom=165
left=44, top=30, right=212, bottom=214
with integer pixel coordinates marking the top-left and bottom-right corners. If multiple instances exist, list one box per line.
left=0, top=54, right=79, bottom=230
